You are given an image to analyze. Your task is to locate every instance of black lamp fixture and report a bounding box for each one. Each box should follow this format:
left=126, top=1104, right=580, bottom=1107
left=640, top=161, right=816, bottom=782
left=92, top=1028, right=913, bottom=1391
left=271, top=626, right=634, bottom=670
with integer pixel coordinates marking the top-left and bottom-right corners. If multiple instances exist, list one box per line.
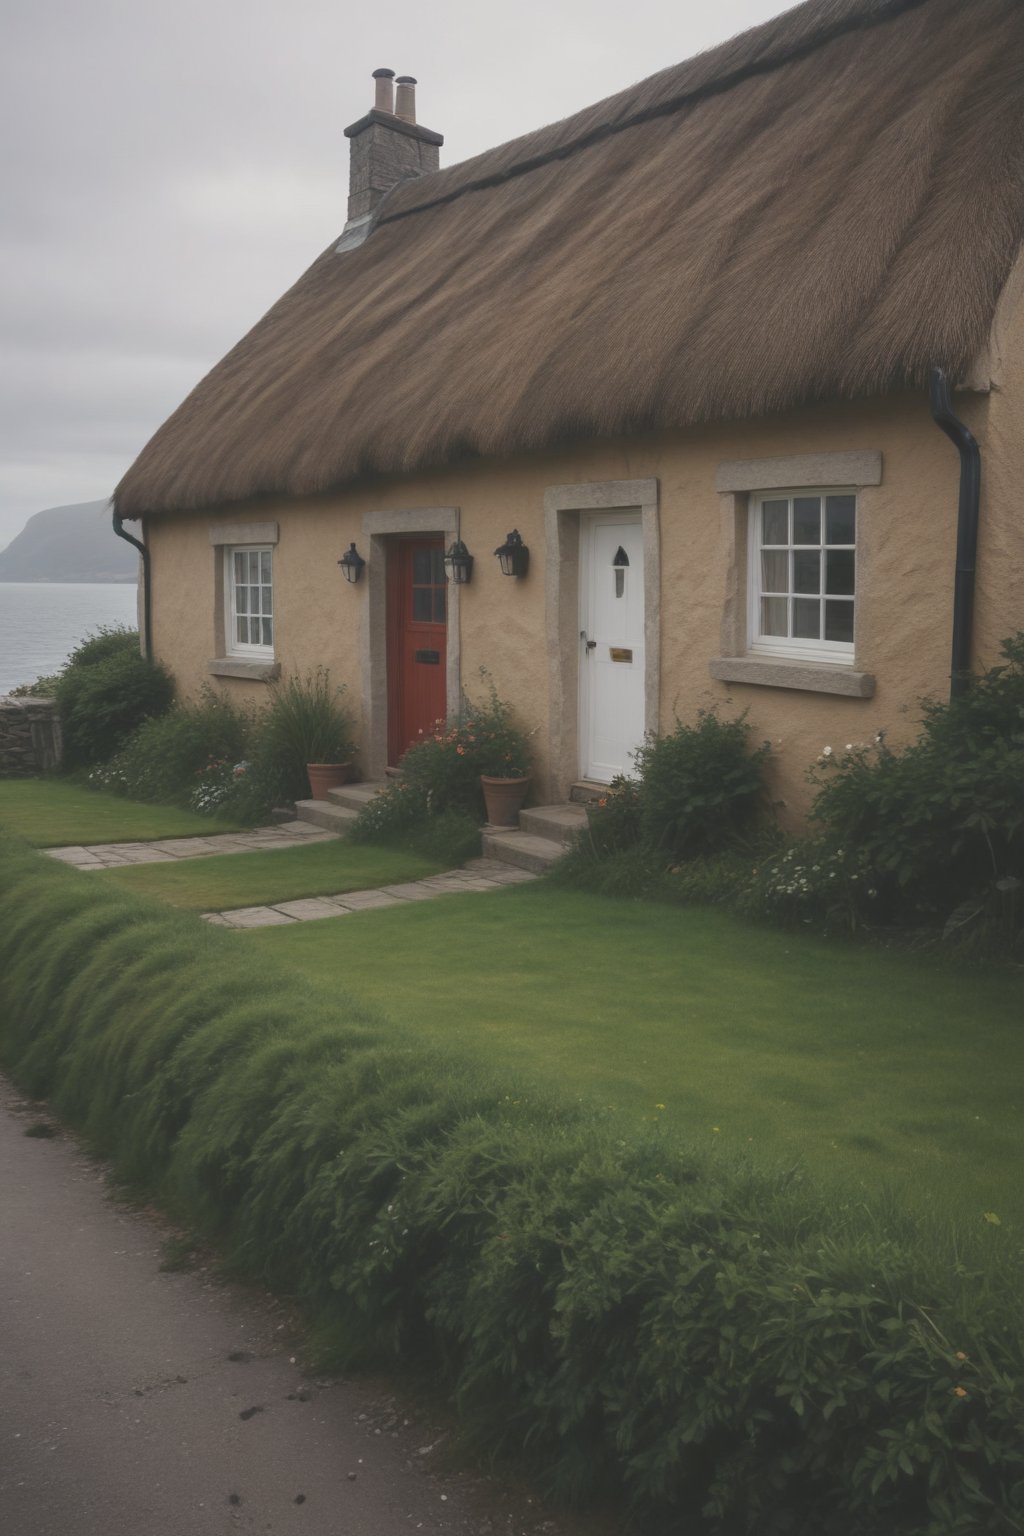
left=443, top=538, right=474, bottom=585
left=495, top=528, right=529, bottom=578
left=337, top=542, right=366, bottom=584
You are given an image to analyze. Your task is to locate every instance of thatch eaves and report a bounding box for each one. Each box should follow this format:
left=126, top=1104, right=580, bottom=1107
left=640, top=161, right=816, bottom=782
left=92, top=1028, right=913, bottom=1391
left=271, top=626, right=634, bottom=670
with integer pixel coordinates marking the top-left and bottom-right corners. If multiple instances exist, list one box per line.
left=116, top=0, right=1024, bottom=518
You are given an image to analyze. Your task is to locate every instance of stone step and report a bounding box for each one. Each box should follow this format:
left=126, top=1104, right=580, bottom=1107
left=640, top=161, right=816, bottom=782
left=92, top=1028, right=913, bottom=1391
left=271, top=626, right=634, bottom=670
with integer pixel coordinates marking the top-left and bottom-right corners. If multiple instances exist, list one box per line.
left=293, top=799, right=359, bottom=834
left=518, top=803, right=588, bottom=846
left=568, top=779, right=611, bottom=805
left=480, top=830, right=565, bottom=874
left=326, top=780, right=387, bottom=813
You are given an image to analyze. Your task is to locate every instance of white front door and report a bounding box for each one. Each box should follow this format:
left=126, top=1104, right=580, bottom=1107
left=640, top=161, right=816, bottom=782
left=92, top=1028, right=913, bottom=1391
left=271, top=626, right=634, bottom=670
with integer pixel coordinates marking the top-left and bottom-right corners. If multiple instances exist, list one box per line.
left=579, top=512, right=645, bottom=782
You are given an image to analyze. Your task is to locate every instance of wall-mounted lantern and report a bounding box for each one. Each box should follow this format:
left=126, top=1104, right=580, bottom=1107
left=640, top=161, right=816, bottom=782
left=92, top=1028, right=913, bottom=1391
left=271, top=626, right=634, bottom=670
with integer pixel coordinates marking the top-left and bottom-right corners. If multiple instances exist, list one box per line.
left=443, top=538, right=474, bottom=585
left=337, top=542, right=366, bottom=584
left=494, top=529, right=529, bottom=578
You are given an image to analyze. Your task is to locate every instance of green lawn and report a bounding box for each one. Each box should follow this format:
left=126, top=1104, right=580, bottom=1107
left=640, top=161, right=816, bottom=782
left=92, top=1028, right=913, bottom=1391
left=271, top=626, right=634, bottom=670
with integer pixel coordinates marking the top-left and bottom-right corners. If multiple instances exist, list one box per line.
left=97, top=839, right=447, bottom=911
left=0, top=779, right=247, bottom=846
left=249, top=884, right=1024, bottom=1227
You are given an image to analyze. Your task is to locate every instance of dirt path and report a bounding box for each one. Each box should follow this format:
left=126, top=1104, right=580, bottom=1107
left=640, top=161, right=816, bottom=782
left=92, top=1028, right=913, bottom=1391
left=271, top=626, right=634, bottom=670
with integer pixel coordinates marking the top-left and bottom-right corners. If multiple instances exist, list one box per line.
left=0, top=1078, right=598, bottom=1536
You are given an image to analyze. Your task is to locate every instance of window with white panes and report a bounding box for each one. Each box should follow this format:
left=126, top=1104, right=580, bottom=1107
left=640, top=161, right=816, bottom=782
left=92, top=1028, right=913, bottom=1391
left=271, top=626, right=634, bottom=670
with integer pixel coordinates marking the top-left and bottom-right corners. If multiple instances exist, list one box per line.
left=226, top=546, right=274, bottom=656
left=748, top=491, right=856, bottom=662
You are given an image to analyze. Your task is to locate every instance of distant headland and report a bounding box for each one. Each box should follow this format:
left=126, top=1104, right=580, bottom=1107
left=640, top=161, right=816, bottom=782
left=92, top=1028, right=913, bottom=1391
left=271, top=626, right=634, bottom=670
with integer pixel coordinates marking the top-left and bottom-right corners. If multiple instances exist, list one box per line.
left=0, top=501, right=138, bottom=583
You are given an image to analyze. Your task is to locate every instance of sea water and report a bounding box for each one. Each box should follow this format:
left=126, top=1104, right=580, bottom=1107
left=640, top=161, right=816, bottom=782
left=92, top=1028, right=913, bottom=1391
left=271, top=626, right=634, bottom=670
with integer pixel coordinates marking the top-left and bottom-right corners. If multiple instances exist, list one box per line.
left=0, top=583, right=139, bottom=696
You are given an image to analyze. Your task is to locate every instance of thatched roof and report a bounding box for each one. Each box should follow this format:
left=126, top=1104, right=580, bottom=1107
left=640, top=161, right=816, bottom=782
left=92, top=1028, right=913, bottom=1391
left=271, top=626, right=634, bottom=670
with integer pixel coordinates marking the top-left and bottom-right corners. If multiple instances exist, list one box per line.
left=117, top=0, right=1024, bottom=518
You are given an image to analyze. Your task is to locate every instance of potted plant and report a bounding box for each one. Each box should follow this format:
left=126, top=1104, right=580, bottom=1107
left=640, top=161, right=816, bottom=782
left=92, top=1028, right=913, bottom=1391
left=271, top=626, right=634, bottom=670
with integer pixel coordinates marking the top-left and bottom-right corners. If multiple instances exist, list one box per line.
left=468, top=684, right=534, bottom=828
left=262, top=668, right=355, bottom=802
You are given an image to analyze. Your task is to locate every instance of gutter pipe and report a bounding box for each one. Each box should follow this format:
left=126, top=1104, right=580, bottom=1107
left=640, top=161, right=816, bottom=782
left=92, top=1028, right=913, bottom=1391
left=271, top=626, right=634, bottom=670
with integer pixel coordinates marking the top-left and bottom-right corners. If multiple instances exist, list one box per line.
left=111, top=506, right=152, bottom=659
left=928, top=366, right=981, bottom=700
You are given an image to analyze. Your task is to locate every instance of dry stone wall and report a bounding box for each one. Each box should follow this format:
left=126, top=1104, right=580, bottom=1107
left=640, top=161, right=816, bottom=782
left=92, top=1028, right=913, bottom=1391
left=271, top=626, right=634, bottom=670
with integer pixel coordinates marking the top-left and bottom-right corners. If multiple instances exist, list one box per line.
left=0, top=697, right=63, bottom=777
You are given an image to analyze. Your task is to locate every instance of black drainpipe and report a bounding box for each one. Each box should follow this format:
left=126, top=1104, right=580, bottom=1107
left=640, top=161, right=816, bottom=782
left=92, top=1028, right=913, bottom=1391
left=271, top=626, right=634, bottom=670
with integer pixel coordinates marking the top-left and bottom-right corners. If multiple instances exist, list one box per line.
left=928, top=366, right=981, bottom=700
left=111, top=505, right=152, bottom=659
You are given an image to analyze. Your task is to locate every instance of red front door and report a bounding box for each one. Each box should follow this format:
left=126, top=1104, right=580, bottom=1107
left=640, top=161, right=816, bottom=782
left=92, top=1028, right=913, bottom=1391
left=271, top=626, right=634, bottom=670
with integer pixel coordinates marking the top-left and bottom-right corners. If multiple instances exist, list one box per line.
left=387, top=536, right=447, bottom=765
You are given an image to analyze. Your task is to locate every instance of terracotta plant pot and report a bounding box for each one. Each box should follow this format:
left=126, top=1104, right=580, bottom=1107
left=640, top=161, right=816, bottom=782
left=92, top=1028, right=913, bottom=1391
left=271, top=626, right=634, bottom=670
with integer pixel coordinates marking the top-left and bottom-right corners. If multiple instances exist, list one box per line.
left=306, top=762, right=351, bottom=799
left=480, top=774, right=531, bottom=829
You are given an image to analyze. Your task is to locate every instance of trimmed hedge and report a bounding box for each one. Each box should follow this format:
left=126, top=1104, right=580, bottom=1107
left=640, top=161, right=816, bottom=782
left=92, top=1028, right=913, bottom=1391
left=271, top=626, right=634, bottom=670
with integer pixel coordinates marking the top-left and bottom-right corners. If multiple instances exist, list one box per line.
left=1, top=833, right=1022, bottom=1534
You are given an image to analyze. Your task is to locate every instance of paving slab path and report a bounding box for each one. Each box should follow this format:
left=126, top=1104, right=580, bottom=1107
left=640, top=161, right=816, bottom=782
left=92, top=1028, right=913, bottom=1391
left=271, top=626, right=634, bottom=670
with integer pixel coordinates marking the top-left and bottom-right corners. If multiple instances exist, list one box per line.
left=201, top=859, right=537, bottom=928
left=44, top=819, right=333, bottom=869
left=0, top=1078, right=599, bottom=1536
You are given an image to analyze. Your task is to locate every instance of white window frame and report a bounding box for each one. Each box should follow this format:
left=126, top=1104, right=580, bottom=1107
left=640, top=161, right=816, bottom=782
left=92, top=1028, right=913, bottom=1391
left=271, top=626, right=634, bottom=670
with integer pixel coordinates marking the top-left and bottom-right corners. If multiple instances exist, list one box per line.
left=747, top=487, right=856, bottom=664
left=224, top=545, right=275, bottom=658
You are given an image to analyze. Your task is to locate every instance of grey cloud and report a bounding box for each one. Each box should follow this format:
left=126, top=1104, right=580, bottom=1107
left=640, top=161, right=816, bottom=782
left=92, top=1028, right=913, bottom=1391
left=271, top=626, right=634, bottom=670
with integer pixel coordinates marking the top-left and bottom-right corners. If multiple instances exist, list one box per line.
left=1, top=0, right=782, bottom=546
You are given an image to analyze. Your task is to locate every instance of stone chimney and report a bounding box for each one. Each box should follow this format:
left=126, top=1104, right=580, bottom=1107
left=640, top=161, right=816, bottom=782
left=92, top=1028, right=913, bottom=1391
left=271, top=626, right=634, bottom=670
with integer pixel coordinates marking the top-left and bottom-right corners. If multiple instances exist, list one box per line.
left=343, top=68, right=443, bottom=226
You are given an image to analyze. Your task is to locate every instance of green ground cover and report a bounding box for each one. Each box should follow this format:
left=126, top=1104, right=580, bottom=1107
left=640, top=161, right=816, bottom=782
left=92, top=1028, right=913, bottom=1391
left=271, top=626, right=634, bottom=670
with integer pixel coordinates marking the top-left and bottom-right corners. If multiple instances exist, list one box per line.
left=251, top=883, right=1024, bottom=1227
left=97, top=839, right=447, bottom=911
left=0, top=779, right=247, bottom=846
left=2, top=833, right=1021, bottom=1530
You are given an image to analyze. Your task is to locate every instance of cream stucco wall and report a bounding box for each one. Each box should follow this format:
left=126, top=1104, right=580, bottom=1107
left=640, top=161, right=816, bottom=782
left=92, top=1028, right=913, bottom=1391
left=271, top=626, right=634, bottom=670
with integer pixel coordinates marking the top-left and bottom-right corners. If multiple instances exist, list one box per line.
left=144, top=375, right=1021, bottom=822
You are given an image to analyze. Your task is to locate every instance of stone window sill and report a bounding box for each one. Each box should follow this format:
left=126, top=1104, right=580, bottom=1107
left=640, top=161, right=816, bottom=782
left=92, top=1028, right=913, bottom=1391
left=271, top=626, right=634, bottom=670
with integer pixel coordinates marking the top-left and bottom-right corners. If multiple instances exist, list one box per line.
left=709, top=655, right=875, bottom=698
left=208, top=657, right=281, bottom=683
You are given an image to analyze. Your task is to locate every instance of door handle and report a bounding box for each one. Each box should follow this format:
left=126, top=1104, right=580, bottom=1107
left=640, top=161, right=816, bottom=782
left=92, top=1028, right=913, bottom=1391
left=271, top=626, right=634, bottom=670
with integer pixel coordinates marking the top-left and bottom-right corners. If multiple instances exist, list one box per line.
left=580, top=630, right=597, bottom=651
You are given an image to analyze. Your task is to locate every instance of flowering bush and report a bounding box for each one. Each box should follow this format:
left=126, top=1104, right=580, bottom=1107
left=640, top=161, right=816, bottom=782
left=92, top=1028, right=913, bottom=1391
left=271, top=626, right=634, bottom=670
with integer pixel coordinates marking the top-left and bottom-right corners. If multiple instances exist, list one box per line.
left=189, top=758, right=251, bottom=815
left=354, top=680, right=534, bottom=840
left=741, top=638, right=1024, bottom=947
left=804, top=637, right=1024, bottom=944
left=94, top=688, right=257, bottom=807
left=744, top=839, right=880, bottom=929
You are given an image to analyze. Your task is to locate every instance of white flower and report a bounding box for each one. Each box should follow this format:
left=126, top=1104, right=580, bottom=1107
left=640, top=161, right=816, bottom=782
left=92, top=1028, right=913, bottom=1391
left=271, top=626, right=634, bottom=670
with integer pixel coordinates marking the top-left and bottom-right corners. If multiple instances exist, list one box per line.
left=821, top=745, right=833, bottom=757
left=845, top=743, right=853, bottom=751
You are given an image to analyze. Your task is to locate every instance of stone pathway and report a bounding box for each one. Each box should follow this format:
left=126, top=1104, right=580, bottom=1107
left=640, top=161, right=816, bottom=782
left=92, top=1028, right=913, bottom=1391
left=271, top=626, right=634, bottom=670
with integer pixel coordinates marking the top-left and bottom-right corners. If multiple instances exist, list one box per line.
left=43, top=828, right=538, bottom=927
left=45, top=819, right=332, bottom=869
left=201, top=858, right=537, bottom=928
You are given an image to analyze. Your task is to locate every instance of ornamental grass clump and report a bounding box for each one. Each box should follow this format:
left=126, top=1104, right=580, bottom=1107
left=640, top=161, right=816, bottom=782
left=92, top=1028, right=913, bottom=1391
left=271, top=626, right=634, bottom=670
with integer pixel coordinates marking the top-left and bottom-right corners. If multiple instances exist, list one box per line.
left=259, top=667, right=355, bottom=802
left=2, top=831, right=1024, bottom=1533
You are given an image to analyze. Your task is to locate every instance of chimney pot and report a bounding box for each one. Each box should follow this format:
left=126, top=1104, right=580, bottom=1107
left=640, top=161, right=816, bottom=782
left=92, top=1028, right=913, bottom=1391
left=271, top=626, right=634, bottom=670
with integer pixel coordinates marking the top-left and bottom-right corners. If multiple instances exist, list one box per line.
left=395, top=75, right=417, bottom=123
left=372, top=68, right=395, bottom=113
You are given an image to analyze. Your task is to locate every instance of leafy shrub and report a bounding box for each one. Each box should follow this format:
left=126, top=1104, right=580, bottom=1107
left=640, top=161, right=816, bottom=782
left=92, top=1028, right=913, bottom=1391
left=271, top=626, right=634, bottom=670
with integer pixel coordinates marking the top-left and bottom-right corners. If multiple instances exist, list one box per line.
left=564, top=712, right=770, bottom=891
left=259, top=668, right=355, bottom=801
left=349, top=787, right=481, bottom=865
left=93, top=687, right=259, bottom=809
left=756, top=636, right=1024, bottom=946
left=55, top=628, right=174, bottom=767
left=10, top=672, right=60, bottom=698
left=634, top=710, right=770, bottom=859
left=2, top=832, right=1023, bottom=1534
left=65, top=625, right=143, bottom=670
left=348, top=777, right=429, bottom=841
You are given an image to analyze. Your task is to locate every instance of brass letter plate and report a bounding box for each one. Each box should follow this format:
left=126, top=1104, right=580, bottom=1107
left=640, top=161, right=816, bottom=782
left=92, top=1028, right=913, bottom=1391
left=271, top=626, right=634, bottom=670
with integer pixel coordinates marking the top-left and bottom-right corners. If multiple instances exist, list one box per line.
left=414, top=649, right=441, bottom=665
left=609, top=647, right=633, bottom=663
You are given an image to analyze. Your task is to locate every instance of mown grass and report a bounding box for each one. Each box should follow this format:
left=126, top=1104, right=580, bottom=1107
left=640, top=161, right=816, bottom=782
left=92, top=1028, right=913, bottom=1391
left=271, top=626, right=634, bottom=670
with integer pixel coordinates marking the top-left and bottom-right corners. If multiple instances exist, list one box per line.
left=97, top=839, right=447, bottom=911
left=251, top=883, right=1024, bottom=1229
left=0, top=779, right=246, bottom=845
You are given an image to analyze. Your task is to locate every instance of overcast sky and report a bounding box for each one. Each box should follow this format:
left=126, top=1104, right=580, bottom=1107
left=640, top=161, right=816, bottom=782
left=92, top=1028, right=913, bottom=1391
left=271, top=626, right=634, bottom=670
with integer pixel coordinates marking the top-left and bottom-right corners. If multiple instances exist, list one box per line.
left=1, top=0, right=788, bottom=550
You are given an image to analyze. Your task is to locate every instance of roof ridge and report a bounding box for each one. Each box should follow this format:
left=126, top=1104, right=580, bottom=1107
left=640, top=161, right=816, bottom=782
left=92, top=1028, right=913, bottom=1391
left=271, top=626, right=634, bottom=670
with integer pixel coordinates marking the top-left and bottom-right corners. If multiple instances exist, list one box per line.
left=377, top=0, right=932, bottom=229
